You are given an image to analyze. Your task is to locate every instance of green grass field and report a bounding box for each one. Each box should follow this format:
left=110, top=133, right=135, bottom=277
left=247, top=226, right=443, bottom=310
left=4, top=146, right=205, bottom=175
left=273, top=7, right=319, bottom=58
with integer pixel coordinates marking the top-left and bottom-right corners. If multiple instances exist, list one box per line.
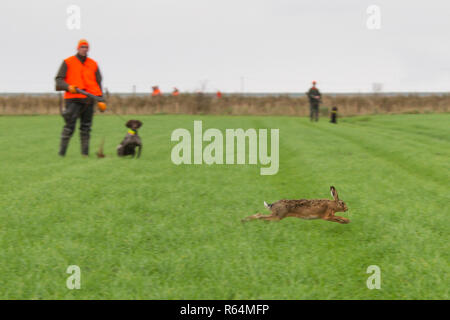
left=0, top=113, right=448, bottom=299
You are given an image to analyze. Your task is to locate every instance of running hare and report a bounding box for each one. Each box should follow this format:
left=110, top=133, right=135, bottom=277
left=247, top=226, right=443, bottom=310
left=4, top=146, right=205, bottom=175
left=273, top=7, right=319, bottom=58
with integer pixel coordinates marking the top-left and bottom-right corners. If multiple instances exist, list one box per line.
left=242, top=186, right=349, bottom=224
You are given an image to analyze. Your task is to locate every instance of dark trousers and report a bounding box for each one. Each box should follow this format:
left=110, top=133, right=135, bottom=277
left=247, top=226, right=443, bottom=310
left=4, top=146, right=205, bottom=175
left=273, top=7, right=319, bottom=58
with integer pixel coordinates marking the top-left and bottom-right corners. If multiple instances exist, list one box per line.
left=310, top=103, right=319, bottom=122
left=59, top=100, right=94, bottom=156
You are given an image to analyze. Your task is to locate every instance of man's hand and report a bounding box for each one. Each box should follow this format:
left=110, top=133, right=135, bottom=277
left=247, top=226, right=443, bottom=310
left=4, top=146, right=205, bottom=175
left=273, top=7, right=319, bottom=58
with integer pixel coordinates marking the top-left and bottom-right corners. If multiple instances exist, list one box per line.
left=97, top=102, right=107, bottom=112
left=68, top=85, right=78, bottom=94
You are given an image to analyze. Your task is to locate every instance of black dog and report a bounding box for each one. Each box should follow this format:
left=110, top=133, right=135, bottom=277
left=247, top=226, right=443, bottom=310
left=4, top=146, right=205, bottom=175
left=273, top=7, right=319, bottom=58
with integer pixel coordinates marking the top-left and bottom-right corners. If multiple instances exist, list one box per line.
left=330, top=106, right=338, bottom=124
left=117, top=120, right=143, bottom=157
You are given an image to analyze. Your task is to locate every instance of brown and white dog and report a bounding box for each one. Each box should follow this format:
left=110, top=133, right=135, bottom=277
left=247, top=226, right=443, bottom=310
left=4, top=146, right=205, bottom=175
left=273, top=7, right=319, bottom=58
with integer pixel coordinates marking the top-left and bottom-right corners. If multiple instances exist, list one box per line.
left=117, top=120, right=143, bottom=158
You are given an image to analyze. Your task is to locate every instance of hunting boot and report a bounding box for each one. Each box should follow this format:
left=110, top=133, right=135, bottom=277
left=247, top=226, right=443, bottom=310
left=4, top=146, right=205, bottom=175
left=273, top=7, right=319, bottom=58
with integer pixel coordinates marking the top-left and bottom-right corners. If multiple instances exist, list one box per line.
left=80, top=133, right=90, bottom=156
left=58, top=136, right=70, bottom=156
left=58, top=127, right=74, bottom=157
left=79, top=102, right=94, bottom=157
left=59, top=101, right=78, bottom=157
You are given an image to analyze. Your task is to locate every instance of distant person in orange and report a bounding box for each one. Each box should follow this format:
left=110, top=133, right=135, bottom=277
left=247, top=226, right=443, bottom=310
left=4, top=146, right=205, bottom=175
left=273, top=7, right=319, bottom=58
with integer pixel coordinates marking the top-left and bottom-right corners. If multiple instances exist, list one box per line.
left=216, top=90, right=222, bottom=98
left=152, top=86, right=162, bottom=97
left=172, top=87, right=180, bottom=96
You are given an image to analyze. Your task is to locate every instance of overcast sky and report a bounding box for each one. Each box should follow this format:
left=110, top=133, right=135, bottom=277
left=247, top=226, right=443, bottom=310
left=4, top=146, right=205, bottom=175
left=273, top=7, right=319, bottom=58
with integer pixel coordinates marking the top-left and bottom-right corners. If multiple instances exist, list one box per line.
left=0, top=0, right=449, bottom=93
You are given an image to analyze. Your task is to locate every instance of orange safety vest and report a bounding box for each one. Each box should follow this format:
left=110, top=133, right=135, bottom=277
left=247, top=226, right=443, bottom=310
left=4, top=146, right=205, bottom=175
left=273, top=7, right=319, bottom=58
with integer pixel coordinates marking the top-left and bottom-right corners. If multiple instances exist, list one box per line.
left=152, top=89, right=161, bottom=96
left=64, top=55, right=102, bottom=99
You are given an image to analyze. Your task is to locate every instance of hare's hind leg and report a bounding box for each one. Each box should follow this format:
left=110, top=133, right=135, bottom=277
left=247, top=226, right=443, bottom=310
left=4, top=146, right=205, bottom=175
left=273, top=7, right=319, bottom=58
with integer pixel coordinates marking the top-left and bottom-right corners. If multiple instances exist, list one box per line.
left=241, top=213, right=281, bottom=222
left=241, top=213, right=263, bottom=222
left=258, top=214, right=282, bottom=221
left=242, top=205, right=287, bottom=222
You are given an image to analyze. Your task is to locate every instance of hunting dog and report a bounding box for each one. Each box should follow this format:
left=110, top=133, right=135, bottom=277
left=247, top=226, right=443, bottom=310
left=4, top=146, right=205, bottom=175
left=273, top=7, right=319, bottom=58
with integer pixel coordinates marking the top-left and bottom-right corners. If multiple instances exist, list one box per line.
left=242, top=186, right=350, bottom=224
left=117, top=120, right=143, bottom=158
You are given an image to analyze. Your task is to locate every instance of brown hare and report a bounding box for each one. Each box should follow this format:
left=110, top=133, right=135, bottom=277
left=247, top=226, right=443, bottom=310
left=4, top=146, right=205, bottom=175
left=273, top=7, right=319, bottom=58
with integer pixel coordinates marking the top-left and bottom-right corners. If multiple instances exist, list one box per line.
left=242, top=186, right=350, bottom=224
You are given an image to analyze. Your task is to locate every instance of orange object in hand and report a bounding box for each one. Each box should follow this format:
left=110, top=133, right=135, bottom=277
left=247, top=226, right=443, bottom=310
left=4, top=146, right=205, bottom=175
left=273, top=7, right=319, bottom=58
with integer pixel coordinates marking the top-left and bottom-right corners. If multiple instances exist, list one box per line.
left=97, top=102, right=107, bottom=112
left=68, top=85, right=78, bottom=94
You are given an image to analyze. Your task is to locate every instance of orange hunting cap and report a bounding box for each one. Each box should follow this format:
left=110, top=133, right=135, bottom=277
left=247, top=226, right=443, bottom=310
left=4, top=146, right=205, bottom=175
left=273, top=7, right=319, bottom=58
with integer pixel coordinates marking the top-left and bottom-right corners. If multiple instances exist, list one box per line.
left=312, top=80, right=317, bottom=85
left=77, top=39, right=89, bottom=49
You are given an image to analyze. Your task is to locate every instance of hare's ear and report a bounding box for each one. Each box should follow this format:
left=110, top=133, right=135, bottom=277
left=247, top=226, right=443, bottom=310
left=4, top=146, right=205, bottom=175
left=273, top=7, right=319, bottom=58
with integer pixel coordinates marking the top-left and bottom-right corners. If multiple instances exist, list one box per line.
left=330, top=186, right=339, bottom=201
left=136, top=120, right=143, bottom=128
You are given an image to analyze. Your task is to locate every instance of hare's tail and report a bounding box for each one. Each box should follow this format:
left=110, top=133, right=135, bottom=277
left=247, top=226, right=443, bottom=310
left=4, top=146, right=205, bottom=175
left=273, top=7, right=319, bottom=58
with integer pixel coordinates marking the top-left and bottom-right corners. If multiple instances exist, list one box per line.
left=264, top=201, right=273, bottom=210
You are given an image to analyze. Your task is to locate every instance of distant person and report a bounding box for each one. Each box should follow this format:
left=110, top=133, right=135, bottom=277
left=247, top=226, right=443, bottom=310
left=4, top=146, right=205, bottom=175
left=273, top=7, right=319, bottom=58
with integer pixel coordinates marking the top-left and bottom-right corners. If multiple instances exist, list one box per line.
left=152, top=86, right=162, bottom=97
left=306, top=81, right=321, bottom=122
left=330, top=106, right=338, bottom=124
left=55, top=39, right=103, bottom=157
left=172, top=87, right=180, bottom=96
left=216, top=90, right=222, bottom=98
